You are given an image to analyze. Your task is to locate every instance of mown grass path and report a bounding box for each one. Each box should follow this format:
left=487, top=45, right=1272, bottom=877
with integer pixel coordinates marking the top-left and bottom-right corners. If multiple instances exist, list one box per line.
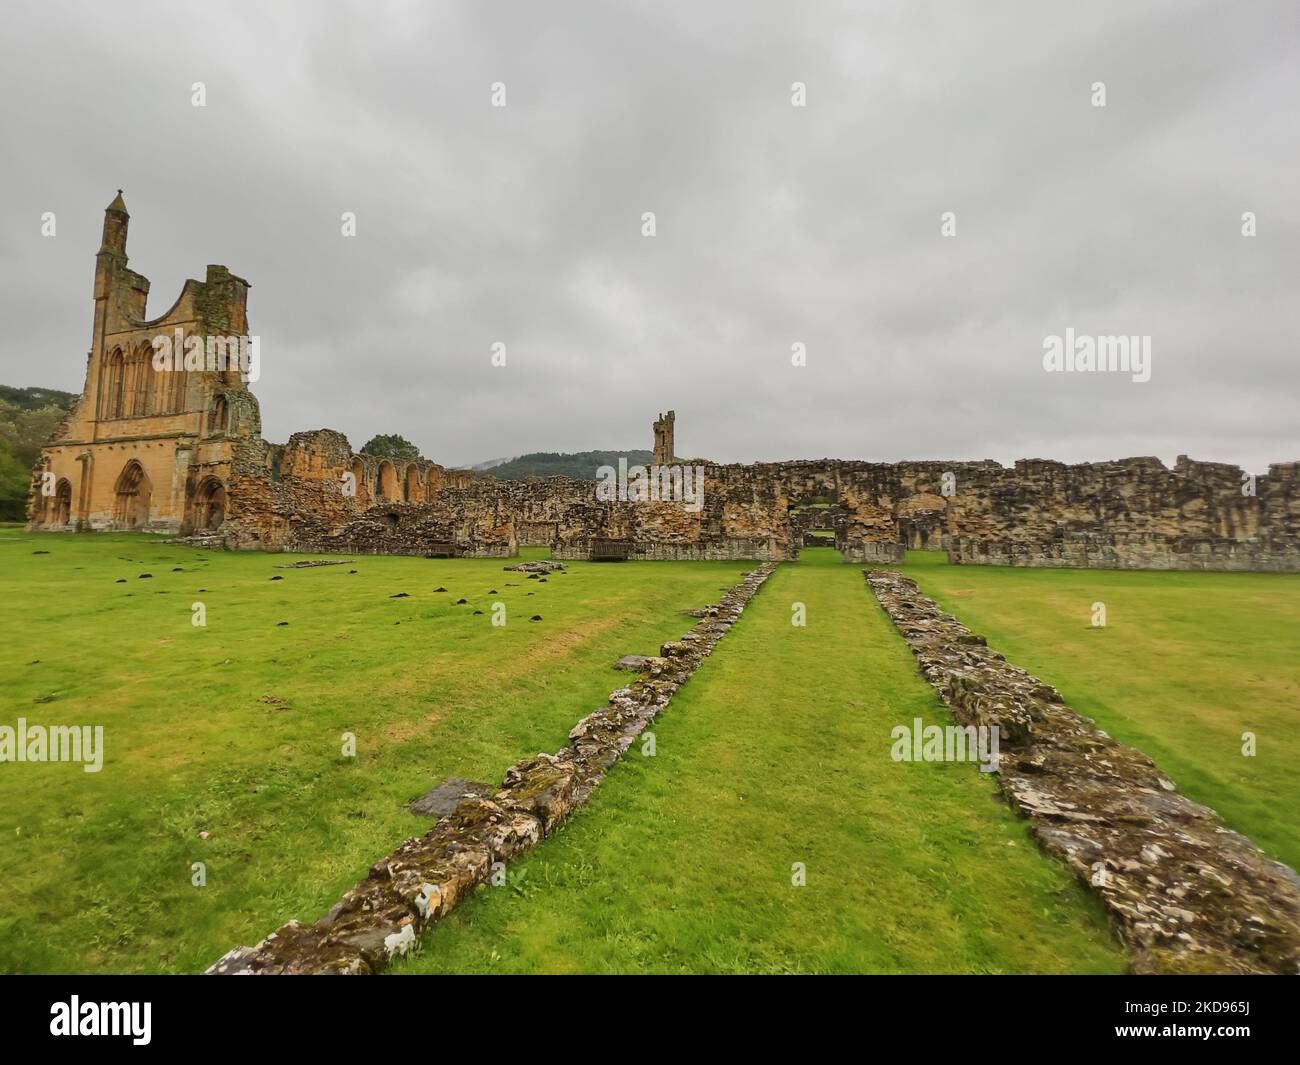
left=396, top=549, right=1125, bottom=973
left=904, top=552, right=1300, bottom=872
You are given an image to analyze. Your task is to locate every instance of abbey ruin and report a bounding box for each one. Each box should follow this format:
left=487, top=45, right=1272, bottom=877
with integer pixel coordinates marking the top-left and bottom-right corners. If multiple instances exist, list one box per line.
left=28, top=196, right=1300, bottom=572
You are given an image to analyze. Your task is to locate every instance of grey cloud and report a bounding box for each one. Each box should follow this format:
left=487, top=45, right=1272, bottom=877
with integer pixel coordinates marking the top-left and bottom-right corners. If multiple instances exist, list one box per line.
left=1, top=0, right=1295, bottom=471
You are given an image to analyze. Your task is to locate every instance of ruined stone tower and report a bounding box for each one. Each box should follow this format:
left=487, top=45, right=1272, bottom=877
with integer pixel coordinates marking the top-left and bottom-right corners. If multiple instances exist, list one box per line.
left=27, top=192, right=260, bottom=533
left=653, top=410, right=676, bottom=465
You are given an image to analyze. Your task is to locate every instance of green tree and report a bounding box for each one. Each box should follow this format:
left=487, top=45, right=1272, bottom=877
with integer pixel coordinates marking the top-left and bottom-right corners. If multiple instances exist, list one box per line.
left=0, top=436, right=33, bottom=521
left=0, top=386, right=77, bottom=522
left=359, top=434, right=422, bottom=460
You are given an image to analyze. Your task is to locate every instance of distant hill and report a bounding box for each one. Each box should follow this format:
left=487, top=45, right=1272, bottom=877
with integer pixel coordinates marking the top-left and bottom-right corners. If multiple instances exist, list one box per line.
left=0, top=385, right=78, bottom=414
left=0, top=385, right=78, bottom=520
left=483, top=450, right=655, bottom=480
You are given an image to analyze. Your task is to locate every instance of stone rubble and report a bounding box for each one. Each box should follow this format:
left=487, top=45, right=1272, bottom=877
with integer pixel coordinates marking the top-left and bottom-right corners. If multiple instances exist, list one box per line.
left=503, top=560, right=567, bottom=573
left=204, top=563, right=776, bottom=974
left=866, top=568, right=1300, bottom=974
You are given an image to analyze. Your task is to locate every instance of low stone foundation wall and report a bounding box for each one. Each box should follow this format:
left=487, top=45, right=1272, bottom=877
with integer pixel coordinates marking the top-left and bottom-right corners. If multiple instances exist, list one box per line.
left=205, top=563, right=777, bottom=974
left=866, top=568, right=1300, bottom=974
left=839, top=540, right=904, bottom=564
left=552, top=537, right=780, bottom=562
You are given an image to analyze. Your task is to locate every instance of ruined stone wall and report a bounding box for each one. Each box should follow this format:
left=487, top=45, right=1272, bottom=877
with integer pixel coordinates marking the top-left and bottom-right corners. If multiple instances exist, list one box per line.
left=867, top=568, right=1300, bottom=974
left=941, top=456, right=1300, bottom=572
left=209, top=449, right=1300, bottom=571
left=211, top=429, right=483, bottom=553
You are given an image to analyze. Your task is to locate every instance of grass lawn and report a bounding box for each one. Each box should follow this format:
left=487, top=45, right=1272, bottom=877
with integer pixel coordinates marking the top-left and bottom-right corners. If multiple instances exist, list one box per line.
left=902, top=550, right=1300, bottom=872
left=393, top=547, right=1125, bottom=974
left=0, top=529, right=748, bottom=973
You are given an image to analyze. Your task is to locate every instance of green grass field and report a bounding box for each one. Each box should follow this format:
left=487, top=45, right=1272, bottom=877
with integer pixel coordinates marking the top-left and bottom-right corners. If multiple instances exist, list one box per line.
left=3, top=530, right=1294, bottom=974
left=393, top=548, right=1125, bottom=974
left=903, top=550, right=1300, bottom=871
left=0, top=529, right=747, bottom=973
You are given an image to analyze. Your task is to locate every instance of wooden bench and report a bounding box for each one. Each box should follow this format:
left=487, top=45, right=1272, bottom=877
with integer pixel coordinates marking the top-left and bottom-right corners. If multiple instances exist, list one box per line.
left=591, top=539, right=631, bottom=561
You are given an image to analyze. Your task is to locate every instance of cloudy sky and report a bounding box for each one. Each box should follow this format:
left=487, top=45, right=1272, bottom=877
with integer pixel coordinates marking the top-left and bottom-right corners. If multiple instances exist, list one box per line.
left=1, top=0, right=1296, bottom=470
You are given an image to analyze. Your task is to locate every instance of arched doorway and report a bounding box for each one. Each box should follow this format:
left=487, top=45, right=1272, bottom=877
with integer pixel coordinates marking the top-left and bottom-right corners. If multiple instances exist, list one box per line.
left=113, top=460, right=152, bottom=529
left=53, top=479, right=72, bottom=527
left=193, top=477, right=227, bottom=531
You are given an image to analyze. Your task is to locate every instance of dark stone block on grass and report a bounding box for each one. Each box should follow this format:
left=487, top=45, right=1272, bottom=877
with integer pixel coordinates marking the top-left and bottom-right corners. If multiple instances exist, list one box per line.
left=614, top=654, right=651, bottom=671
left=408, top=777, right=493, bottom=819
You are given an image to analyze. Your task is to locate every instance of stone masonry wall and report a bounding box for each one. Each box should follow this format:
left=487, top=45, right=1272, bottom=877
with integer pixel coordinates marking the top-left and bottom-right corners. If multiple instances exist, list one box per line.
left=943, top=456, right=1300, bottom=572
left=205, top=447, right=1300, bottom=571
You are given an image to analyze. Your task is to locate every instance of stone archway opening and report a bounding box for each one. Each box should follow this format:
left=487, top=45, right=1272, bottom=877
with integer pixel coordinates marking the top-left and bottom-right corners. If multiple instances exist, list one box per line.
left=103, top=348, right=126, bottom=418
left=349, top=459, right=366, bottom=503
left=113, top=460, right=152, bottom=529
left=211, top=395, right=229, bottom=434
left=53, top=479, right=72, bottom=527
left=786, top=495, right=848, bottom=559
left=193, top=476, right=227, bottom=531
left=404, top=465, right=422, bottom=504
left=375, top=461, right=398, bottom=502
left=897, top=492, right=949, bottom=553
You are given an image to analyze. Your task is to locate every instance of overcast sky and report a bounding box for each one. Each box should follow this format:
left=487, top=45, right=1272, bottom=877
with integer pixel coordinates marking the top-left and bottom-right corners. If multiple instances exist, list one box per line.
left=1, top=0, right=1296, bottom=470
